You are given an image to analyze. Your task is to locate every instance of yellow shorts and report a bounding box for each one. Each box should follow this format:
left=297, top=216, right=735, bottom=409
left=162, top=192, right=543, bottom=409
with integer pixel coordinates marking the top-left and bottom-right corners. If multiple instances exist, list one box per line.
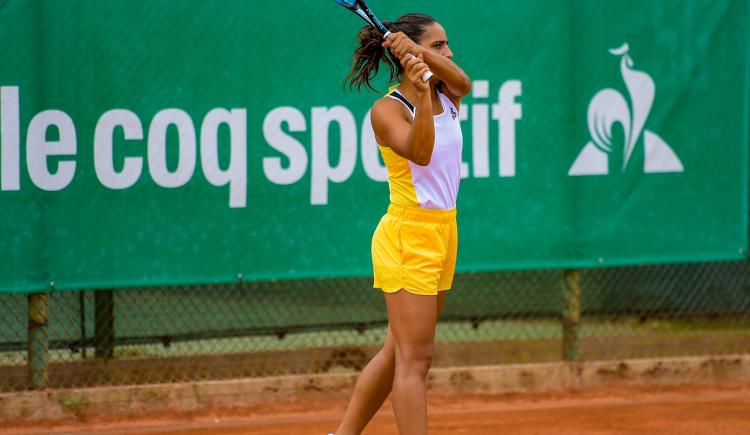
left=371, top=203, right=458, bottom=296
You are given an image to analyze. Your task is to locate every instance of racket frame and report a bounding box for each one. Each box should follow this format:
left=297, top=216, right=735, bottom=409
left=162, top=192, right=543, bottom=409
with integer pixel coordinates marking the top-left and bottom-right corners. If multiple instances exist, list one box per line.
left=336, top=0, right=433, bottom=82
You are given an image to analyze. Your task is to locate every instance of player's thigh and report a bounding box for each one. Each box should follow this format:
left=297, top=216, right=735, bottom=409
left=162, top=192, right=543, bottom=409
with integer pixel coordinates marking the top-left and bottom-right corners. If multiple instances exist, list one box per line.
left=384, top=290, right=438, bottom=360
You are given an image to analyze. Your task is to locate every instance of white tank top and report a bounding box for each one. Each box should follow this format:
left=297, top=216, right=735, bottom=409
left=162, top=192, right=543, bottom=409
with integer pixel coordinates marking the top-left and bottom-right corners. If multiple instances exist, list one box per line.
left=379, top=87, right=463, bottom=210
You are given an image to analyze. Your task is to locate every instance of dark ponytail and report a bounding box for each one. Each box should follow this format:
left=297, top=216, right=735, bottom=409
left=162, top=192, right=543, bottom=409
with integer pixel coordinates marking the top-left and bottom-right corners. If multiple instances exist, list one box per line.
left=344, top=13, right=437, bottom=93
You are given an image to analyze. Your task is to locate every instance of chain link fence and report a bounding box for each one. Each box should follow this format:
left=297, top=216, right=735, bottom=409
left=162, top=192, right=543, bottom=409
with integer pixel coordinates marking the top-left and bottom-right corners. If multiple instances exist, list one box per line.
left=2, top=260, right=749, bottom=392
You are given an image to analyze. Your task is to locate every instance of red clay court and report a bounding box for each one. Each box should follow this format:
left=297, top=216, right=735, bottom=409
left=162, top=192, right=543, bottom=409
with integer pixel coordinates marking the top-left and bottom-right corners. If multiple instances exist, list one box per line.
left=6, top=383, right=750, bottom=435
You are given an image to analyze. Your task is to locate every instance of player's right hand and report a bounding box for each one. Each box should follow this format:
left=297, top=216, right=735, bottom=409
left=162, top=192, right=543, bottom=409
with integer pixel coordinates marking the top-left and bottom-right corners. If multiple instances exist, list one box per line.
left=382, top=31, right=420, bottom=60
left=401, top=53, right=430, bottom=94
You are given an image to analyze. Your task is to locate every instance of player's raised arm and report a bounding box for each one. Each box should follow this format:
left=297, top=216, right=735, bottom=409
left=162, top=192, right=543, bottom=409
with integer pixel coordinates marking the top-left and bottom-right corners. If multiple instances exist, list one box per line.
left=371, top=53, right=435, bottom=166
left=383, top=26, right=471, bottom=103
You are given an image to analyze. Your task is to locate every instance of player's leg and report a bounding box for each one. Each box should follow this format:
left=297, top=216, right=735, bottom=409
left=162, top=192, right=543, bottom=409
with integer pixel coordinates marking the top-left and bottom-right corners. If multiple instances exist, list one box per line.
left=334, top=209, right=402, bottom=435
left=333, top=291, right=447, bottom=435
left=386, top=289, right=439, bottom=435
left=334, top=326, right=396, bottom=435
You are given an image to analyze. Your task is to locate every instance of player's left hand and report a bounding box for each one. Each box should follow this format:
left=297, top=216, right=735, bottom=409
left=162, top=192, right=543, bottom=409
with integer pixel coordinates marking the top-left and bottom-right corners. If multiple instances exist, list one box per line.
left=401, top=53, right=430, bottom=94
left=383, top=32, right=423, bottom=60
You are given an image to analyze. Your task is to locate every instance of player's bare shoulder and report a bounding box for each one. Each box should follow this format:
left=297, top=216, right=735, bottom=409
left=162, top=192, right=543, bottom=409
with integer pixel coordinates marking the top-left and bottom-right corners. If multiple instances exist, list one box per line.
left=371, top=95, right=413, bottom=127
left=370, top=95, right=415, bottom=150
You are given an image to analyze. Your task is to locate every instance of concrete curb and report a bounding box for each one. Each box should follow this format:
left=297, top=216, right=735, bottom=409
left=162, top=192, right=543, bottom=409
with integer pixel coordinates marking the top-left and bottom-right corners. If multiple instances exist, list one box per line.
left=1, top=354, right=748, bottom=422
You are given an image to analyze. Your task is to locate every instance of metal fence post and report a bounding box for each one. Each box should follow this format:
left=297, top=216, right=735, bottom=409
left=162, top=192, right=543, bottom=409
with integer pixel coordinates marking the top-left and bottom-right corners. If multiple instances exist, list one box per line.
left=94, top=290, right=115, bottom=359
left=79, top=291, right=87, bottom=358
left=27, top=292, right=49, bottom=389
left=562, top=269, right=582, bottom=361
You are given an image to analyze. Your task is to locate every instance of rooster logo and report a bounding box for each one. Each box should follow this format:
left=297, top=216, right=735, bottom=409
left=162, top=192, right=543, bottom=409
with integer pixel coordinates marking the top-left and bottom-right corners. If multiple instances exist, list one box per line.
left=569, top=43, right=683, bottom=176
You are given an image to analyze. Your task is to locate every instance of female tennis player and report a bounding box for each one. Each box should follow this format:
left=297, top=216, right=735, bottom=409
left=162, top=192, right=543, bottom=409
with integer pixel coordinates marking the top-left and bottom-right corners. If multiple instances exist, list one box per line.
left=332, top=13, right=471, bottom=435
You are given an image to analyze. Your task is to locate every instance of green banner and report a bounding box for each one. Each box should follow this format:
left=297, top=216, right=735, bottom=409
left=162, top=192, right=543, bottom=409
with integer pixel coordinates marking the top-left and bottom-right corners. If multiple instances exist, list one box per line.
left=1, top=0, right=747, bottom=292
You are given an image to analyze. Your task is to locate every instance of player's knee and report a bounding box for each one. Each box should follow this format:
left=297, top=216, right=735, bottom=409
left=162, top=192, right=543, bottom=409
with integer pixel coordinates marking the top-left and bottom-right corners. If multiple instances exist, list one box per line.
left=396, top=344, right=434, bottom=375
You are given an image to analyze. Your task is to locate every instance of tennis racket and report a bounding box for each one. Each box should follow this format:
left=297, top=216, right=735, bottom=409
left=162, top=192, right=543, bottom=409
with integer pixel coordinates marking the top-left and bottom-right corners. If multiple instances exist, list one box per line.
left=334, top=0, right=433, bottom=82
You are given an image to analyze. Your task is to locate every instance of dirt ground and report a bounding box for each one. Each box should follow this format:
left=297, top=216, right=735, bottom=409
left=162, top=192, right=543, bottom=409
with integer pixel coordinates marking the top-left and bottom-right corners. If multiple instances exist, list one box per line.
left=6, top=383, right=750, bottom=435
